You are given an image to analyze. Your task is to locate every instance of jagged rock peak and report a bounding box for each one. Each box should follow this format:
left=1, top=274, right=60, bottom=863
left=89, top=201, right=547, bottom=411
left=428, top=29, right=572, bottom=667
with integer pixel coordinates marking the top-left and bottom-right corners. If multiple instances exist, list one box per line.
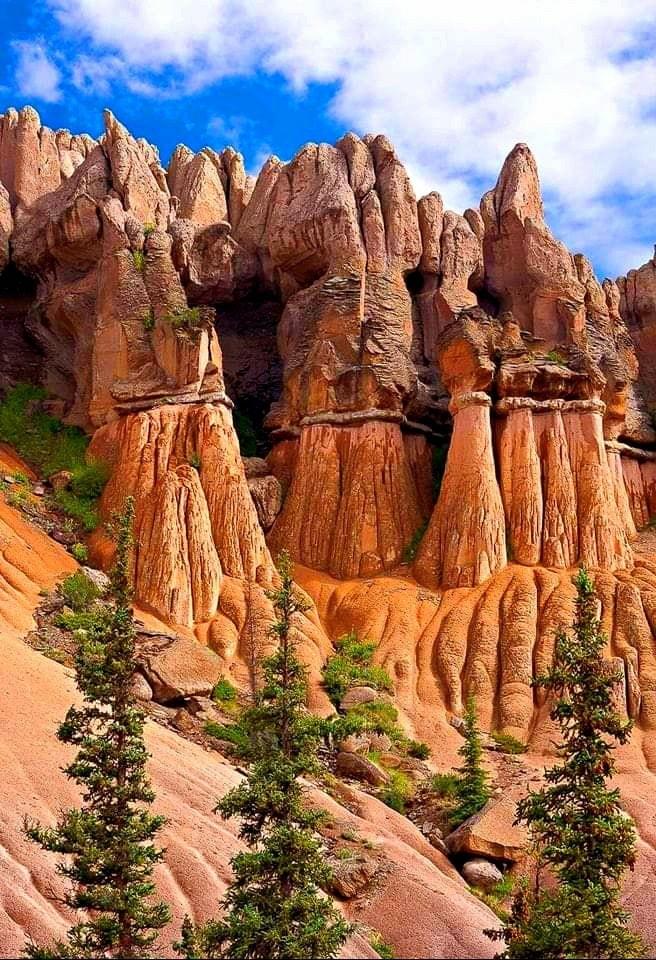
left=485, top=141, right=544, bottom=226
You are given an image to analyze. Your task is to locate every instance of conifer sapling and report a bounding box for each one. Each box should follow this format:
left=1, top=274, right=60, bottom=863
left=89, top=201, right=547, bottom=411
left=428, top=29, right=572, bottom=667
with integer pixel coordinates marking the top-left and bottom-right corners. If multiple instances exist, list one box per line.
left=177, top=550, right=351, bottom=960
left=24, top=497, right=171, bottom=959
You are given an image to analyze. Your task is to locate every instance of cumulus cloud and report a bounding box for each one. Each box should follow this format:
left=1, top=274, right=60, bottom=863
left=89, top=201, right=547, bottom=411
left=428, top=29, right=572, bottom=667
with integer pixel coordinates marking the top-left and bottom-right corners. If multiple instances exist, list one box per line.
left=13, top=40, right=62, bottom=103
left=49, top=0, right=656, bottom=274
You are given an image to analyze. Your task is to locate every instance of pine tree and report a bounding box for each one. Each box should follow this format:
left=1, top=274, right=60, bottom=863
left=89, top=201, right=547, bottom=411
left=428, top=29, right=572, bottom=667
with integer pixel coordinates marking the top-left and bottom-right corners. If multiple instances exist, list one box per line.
left=451, top=694, right=491, bottom=825
left=24, top=497, right=171, bottom=959
left=177, top=550, right=351, bottom=960
left=489, top=567, right=644, bottom=959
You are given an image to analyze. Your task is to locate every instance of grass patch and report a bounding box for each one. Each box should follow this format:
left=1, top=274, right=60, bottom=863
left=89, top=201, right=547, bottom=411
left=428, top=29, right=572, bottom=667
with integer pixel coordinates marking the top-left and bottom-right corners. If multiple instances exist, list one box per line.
left=406, top=739, right=431, bottom=760
left=431, top=772, right=460, bottom=798
left=546, top=348, right=567, bottom=366
left=143, top=222, right=156, bottom=237
left=490, top=731, right=526, bottom=754
left=59, top=571, right=101, bottom=612
left=132, top=250, right=146, bottom=272
left=322, top=630, right=393, bottom=705
left=471, top=874, right=514, bottom=921
left=0, top=385, right=106, bottom=530
left=162, top=306, right=202, bottom=330
left=41, top=645, right=68, bottom=664
left=380, top=769, right=413, bottom=814
left=204, top=720, right=249, bottom=756
left=369, top=933, right=395, bottom=959
left=70, top=542, right=88, bottom=563
left=212, top=676, right=237, bottom=703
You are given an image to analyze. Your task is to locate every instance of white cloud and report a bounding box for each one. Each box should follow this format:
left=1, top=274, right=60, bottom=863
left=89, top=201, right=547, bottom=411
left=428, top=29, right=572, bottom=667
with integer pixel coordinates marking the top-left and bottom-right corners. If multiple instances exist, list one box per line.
left=49, top=0, right=656, bottom=275
left=13, top=40, right=62, bottom=103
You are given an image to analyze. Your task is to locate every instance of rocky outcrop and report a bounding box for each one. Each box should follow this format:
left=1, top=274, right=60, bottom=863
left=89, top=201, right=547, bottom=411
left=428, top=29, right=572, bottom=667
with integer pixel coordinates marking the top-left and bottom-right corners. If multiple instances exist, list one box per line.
left=3, top=105, right=656, bottom=750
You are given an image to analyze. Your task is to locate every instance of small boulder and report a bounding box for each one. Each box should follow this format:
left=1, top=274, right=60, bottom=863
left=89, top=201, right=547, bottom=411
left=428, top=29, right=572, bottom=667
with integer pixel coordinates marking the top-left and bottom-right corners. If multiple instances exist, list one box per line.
left=241, top=456, right=270, bottom=478
left=139, top=635, right=222, bottom=702
left=337, top=733, right=371, bottom=755
left=336, top=751, right=390, bottom=786
left=446, top=793, right=526, bottom=862
left=33, top=484, right=46, bottom=496
left=173, top=708, right=198, bottom=735
left=328, top=855, right=378, bottom=899
left=50, top=470, right=73, bottom=492
left=340, top=685, right=378, bottom=711
left=461, top=858, right=504, bottom=892
left=130, top=672, right=153, bottom=701
left=81, top=566, right=111, bottom=594
left=247, top=475, right=282, bottom=531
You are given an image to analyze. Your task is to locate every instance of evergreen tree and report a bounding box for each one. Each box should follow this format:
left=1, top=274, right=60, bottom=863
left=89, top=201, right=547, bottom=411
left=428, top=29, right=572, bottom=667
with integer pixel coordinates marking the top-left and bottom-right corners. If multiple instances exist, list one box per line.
left=451, top=694, right=491, bottom=825
left=489, top=567, right=644, bottom=959
left=24, top=498, right=171, bottom=959
left=177, top=550, right=351, bottom=960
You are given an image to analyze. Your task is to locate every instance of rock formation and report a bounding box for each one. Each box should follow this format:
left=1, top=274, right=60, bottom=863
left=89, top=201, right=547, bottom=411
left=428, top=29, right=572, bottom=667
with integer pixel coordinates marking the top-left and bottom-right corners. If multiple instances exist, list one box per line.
left=2, top=103, right=656, bottom=748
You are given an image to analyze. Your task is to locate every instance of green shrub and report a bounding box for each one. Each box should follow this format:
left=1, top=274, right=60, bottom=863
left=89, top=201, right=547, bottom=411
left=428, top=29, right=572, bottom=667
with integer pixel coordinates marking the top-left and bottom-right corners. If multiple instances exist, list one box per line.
left=212, top=676, right=237, bottom=703
left=7, top=488, right=28, bottom=508
left=12, top=470, right=30, bottom=485
left=162, top=306, right=202, bottom=330
left=546, top=348, right=567, bottom=366
left=369, top=933, right=395, bottom=959
left=144, top=308, right=155, bottom=331
left=431, top=771, right=460, bottom=798
left=132, top=250, right=146, bottom=272
left=70, top=462, right=108, bottom=500
left=472, top=874, right=514, bottom=920
left=59, top=571, right=101, bottom=612
left=70, top=542, right=88, bottom=563
left=204, top=720, right=249, bottom=756
left=406, top=739, right=431, bottom=759
left=143, top=222, right=156, bottom=237
left=380, top=770, right=413, bottom=814
left=402, top=521, right=427, bottom=563
left=53, top=490, right=100, bottom=532
left=55, top=609, right=106, bottom=632
left=0, top=385, right=106, bottom=530
left=322, top=630, right=393, bottom=705
left=490, top=731, right=526, bottom=754
left=189, top=451, right=201, bottom=471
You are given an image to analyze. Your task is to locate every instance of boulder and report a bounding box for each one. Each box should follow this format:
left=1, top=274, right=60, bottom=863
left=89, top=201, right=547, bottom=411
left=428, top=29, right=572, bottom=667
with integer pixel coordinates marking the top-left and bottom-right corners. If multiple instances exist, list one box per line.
left=129, top=671, right=153, bottom=702
left=340, top=685, right=378, bottom=711
left=461, top=858, right=504, bottom=892
left=80, top=566, right=111, bottom=594
left=50, top=470, right=73, bottom=492
left=138, top=634, right=222, bottom=702
left=335, top=751, right=390, bottom=786
left=328, top=854, right=379, bottom=899
left=247, top=474, right=282, bottom=531
left=446, top=794, right=526, bottom=862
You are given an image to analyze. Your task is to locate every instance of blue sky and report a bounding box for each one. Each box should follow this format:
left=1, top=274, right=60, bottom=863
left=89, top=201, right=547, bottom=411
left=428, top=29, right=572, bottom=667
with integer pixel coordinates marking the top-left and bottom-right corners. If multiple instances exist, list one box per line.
left=1, top=0, right=656, bottom=279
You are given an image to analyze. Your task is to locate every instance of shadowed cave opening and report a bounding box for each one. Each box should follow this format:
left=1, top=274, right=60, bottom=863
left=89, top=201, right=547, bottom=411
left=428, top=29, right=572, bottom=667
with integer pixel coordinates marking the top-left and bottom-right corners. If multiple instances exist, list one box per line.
left=213, top=293, right=284, bottom=457
left=0, top=263, right=43, bottom=392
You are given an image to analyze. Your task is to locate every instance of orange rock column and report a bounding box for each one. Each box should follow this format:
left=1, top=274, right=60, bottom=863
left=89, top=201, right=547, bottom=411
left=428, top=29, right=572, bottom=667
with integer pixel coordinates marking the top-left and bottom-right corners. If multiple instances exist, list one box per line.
left=563, top=402, right=632, bottom=571
left=414, top=393, right=506, bottom=588
left=269, top=418, right=426, bottom=579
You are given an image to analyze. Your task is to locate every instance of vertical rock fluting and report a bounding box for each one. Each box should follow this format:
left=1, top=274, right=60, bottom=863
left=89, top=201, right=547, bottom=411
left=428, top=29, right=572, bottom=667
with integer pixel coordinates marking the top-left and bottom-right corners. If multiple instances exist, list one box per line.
left=496, top=399, right=632, bottom=571
left=414, top=395, right=506, bottom=588
left=89, top=402, right=273, bottom=627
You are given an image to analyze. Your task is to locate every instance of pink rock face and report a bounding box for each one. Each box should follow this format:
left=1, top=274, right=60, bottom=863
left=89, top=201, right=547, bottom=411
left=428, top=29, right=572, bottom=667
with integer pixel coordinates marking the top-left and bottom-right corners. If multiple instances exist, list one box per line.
left=0, top=183, right=11, bottom=272
left=481, top=142, right=585, bottom=343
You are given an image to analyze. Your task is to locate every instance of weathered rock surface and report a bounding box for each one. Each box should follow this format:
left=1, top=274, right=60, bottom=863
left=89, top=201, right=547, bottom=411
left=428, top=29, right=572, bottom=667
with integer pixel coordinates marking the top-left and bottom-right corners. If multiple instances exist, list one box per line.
left=138, top=634, right=223, bottom=702
left=446, top=795, right=526, bottom=862
left=336, top=751, right=391, bottom=786
left=460, top=859, right=504, bottom=891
